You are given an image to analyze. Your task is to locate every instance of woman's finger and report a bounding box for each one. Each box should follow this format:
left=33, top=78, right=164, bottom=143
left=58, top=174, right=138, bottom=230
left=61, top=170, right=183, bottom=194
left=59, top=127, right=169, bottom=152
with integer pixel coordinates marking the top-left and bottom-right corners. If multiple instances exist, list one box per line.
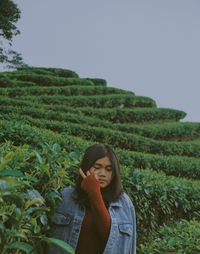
left=79, top=168, right=86, bottom=179
left=86, top=171, right=91, bottom=176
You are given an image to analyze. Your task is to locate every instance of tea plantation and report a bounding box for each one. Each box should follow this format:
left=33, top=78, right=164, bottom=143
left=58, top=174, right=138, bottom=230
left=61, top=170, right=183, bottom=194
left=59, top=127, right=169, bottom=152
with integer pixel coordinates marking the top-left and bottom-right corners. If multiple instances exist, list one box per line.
left=0, top=67, right=199, bottom=254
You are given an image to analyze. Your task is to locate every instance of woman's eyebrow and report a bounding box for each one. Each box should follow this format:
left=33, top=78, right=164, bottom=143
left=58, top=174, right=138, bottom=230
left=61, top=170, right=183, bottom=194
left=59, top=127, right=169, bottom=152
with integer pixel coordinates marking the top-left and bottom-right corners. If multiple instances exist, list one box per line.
left=94, top=163, right=112, bottom=167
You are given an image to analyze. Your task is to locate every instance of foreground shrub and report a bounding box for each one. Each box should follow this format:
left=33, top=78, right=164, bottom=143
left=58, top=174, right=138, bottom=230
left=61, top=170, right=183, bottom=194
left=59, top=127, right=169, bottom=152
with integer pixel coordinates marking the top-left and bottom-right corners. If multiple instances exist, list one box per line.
left=0, top=142, right=77, bottom=254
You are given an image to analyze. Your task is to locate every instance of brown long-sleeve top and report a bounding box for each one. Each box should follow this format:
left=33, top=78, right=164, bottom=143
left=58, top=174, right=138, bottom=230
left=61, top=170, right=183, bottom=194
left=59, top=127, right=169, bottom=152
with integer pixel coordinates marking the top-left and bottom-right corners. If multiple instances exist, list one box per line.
left=75, top=174, right=111, bottom=254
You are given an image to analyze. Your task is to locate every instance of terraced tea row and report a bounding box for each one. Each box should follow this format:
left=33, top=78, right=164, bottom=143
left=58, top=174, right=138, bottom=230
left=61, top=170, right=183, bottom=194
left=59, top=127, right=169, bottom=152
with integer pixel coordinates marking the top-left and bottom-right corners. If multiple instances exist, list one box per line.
left=1, top=118, right=200, bottom=180
left=1, top=104, right=199, bottom=141
left=0, top=85, right=133, bottom=97
left=0, top=96, right=186, bottom=122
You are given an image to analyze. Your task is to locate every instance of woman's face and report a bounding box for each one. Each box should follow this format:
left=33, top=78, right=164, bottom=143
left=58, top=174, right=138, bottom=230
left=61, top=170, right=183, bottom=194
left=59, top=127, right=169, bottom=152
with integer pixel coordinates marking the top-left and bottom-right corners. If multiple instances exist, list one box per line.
left=90, top=156, right=113, bottom=188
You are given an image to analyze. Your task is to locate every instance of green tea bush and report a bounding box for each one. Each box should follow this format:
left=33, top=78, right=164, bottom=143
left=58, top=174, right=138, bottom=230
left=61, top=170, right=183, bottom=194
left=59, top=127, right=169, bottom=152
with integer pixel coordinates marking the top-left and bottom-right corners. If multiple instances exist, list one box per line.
left=0, top=76, right=37, bottom=88
left=1, top=115, right=200, bottom=179
left=16, top=67, right=79, bottom=78
left=115, top=122, right=200, bottom=141
left=7, top=114, right=200, bottom=160
left=0, top=142, right=78, bottom=253
left=122, top=167, right=200, bottom=244
left=139, top=219, right=200, bottom=254
left=85, top=78, right=107, bottom=86
left=0, top=97, right=185, bottom=122
left=2, top=73, right=93, bottom=87
left=15, top=94, right=156, bottom=108
left=47, top=106, right=186, bottom=123
left=2, top=104, right=198, bottom=142
left=0, top=85, right=132, bottom=97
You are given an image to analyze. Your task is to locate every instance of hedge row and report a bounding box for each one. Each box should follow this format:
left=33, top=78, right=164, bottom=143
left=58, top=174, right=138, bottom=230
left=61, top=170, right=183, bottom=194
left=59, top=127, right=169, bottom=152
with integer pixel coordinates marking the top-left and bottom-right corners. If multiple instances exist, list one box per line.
left=11, top=113, right=200, bottom=159
left=16, top=93, right=156, bottom=108
left=0, top=131, right=199, bottom=245
left=0, top=77, right=38, bottom=88
left=1, top=105, right=198, bottom=142
left=116, top=148, right=200, bottom=180
left=0, top=85, right=132, bottom=97
left=1, top=115, right=200, bottom=180
left=46, top=105, right=186, bottom=123
left=17, top=66, right=79, bottom=78
left=0, top=105, right=198, bottom=162
left=85, top=78, right=107, bottom=86
left=122, top=167, right=200, bottom=244
left=0, top=73, right=94, bottom=87
left=115, top=122, right=200, bottom=141
left=0, top=105, right=112, bottom=128
left=140, top=219, right=200, bottom=253
left=0, top=96, right=186, bottom=122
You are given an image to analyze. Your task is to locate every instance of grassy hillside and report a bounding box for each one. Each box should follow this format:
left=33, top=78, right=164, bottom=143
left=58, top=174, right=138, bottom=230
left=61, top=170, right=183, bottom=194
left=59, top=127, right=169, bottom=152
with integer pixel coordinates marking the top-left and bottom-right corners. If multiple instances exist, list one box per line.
left=0, top=66, right=199, bottom=254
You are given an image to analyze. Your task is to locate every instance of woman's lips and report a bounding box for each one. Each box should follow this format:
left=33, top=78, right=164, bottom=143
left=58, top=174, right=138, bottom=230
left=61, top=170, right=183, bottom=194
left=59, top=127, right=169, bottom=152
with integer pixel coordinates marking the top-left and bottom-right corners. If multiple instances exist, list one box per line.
left=98, top=179, right=107, bottom=183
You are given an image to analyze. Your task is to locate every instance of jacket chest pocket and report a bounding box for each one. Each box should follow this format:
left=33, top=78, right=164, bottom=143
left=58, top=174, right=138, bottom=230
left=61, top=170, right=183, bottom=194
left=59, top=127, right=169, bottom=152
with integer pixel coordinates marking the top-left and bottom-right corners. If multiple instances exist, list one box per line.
left=51, top=213, right=73, bottom=242
left=118, top=223, right=132, bottom=236
left=115, top=223, right=132, bottom=254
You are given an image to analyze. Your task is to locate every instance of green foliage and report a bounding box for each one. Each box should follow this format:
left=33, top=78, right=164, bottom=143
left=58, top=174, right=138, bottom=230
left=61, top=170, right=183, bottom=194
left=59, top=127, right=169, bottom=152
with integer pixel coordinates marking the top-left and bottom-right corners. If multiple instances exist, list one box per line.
left=0, top=0, right=25, bottom=69
left=0, top=0, right=20, bottom=41
left=115, top=121, right=200, bottom=141
left=0, top=142, right=77, bottom=253
left=0, top=66, right=199, bottom=253
left=140, top=219, right=200, bottom=254
left=85, top=78, right=107, bottom=86
left=0, top=85, right=132, bottom=97
left=15, top=94, right=156, bottom=108
left=17, top=66, right=79, bottom=78
left=1, top=71, right=93, bottom=86
left=3, top=114, right=200, bottom=162
left=122, top=167, right=200, bottom=244
left=50, top=106, right=186, bottom=122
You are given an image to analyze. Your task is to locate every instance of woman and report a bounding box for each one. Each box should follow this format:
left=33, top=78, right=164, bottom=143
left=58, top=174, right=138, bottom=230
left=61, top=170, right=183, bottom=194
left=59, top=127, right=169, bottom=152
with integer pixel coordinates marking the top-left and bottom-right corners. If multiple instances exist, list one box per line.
left=47, top=143, right=136, bottom=254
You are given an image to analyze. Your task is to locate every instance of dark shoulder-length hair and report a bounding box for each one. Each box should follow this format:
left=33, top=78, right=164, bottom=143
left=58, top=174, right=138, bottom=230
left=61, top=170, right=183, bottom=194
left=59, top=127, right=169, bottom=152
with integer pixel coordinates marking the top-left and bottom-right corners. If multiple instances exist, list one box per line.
left=73, top=143, right=124, bottom=208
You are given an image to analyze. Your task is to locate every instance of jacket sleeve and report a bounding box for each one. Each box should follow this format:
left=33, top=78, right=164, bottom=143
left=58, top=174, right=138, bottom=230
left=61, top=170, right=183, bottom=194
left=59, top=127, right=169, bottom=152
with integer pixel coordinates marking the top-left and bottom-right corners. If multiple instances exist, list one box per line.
left=127, top=195, right=137, bottom=254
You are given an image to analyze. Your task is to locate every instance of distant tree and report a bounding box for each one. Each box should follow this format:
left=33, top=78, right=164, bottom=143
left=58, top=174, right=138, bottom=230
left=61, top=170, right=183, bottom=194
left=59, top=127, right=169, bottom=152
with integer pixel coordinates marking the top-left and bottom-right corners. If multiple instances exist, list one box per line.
left=0, top=0, right=25, bottom=69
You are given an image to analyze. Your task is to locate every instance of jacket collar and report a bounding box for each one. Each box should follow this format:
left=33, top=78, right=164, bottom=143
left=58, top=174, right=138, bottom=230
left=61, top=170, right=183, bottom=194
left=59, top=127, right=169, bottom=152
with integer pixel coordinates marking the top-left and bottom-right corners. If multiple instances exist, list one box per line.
left=109, top=197, right=123, bottom=208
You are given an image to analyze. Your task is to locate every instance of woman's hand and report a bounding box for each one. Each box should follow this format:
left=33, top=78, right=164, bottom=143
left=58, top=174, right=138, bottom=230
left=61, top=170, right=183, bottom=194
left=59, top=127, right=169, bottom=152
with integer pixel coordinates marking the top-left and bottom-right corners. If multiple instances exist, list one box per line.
left=79, top=168, right=91, bottom=178
left=79, top=168, right=100, bottom=193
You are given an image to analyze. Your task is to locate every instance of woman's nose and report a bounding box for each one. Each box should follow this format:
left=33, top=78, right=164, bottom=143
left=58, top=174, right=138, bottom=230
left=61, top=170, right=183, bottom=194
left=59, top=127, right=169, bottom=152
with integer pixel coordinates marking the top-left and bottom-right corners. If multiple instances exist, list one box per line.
left=99, top=168, right=106, bottom=176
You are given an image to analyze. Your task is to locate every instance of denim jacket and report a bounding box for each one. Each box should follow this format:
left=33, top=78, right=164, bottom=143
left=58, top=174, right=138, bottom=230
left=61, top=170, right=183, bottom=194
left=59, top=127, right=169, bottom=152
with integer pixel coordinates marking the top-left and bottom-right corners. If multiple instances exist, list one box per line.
left=47, top=187, right=136, bottom=254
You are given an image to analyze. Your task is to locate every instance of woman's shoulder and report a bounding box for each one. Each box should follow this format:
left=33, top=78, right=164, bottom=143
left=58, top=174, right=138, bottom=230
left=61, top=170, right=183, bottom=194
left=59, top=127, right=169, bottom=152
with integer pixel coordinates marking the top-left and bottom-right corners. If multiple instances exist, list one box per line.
left=55, top=186, right=77, bottom=212
left=117, top=192, right=135, bottom=210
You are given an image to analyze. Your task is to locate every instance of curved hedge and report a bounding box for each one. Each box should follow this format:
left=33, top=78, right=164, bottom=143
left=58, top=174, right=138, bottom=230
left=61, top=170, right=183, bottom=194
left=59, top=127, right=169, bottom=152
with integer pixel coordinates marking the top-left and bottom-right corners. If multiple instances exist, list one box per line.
left=1, top=113, right=200, bottom=180
left=0, top=85, right=132, bottom=97
left=0, top=73, right=94, bottom=87
left=17, top=66, right=79, bottom=78
left=115, top=122, right=200, bottom=141
left=46, top=106, right=186, bottom=122
left=16, top=94, right=156, bottom=108
left=6, top=113, right=200, bottom=160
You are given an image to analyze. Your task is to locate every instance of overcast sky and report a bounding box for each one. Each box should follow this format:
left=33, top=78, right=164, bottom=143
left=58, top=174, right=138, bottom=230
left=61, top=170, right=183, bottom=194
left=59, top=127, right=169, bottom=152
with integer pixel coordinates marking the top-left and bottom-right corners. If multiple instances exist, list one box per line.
left=1, top=0, right=200, bottom=122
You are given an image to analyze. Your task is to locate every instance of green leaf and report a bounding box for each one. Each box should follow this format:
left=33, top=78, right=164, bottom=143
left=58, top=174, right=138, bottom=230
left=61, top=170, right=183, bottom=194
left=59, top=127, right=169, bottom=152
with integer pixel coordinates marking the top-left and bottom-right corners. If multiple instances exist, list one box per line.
left=43, top=237, right=75, bottom=254
left=0, top=169, right=24, bottom=177
left=7, top=241, right=33, bottom=253
left=35, top=151, right=43, bottom=164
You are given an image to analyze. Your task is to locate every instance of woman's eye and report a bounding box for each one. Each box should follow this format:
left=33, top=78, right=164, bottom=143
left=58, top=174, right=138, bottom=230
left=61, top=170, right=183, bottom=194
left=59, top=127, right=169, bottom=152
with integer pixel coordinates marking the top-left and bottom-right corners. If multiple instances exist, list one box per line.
left=93, top=166, right=101, bottom=170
